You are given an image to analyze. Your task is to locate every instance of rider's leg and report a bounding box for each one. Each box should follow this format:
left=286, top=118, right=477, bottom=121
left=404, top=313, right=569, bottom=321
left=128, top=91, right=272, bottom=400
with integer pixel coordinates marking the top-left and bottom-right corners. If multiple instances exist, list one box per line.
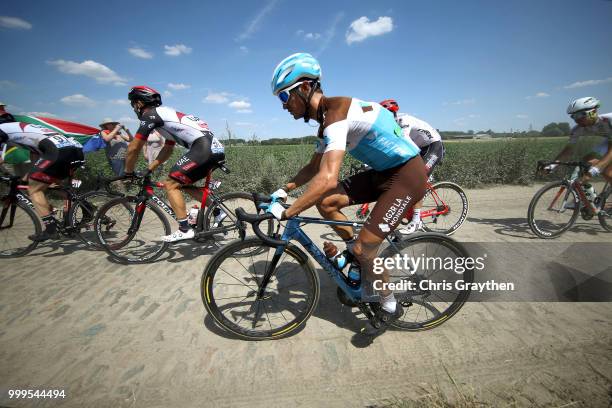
left=357, top=156, right=428, bottom=312
left=316, top=187, right=354, bottom=241
left=28, top=179, right=52, bottom=218
left=165, top=177, right=189, bottom=230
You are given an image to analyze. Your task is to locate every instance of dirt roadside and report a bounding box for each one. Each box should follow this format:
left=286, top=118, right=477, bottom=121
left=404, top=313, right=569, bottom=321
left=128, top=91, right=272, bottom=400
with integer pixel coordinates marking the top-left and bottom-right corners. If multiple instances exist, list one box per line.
left=0, top=184, right=610, bottom=407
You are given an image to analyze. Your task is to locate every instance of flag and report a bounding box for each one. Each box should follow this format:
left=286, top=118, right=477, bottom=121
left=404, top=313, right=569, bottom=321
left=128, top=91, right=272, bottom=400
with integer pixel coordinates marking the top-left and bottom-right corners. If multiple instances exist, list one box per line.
left=3, top=115, right=101, bottom=163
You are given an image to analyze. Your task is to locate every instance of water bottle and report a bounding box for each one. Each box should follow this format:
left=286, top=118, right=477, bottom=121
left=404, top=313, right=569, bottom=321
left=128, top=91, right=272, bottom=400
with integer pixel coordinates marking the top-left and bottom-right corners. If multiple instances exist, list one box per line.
left=583, top=184, right=596, bottom=202
left=188, top=205, right=199, bottom=226
left=323, top=241, right=361, bottom=287
left=347, top=262, right=361, bottom=288
left=323, top=242, right=348, bottom=270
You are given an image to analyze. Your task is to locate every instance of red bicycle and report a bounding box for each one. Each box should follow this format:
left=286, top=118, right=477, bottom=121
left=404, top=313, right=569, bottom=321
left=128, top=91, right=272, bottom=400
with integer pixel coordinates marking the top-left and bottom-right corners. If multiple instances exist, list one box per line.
left=348, top=165, right=469, bottom=235
left=93, top=162, right=271, bottom=263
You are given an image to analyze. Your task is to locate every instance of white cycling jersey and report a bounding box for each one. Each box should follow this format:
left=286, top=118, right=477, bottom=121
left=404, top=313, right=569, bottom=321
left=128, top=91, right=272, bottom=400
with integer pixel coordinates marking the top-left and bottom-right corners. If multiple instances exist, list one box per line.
left=315, top=98, right=420, bottom=171
left=396, top=113, right=442, bottom=148
left=569, top=113, right=612, bottom=156
left=135, top=106, right=222, bottom=152
left=0, top=122, right=81, bottom=153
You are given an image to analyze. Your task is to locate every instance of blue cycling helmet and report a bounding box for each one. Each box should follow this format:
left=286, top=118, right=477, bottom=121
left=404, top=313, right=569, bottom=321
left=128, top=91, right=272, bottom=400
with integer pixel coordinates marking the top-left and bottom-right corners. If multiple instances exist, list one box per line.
left=271, top=53, right=321, bottom=95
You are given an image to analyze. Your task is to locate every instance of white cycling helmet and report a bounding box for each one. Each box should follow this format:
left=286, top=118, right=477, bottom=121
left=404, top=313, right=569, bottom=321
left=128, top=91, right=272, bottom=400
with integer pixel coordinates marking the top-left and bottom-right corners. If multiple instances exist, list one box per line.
left=566, top=97, right=600, bottom=114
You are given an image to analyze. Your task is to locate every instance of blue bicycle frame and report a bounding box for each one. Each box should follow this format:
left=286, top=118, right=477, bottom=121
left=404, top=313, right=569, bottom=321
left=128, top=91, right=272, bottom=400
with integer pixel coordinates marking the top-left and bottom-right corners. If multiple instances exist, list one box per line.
left=266, top=216, right=392, bottom=303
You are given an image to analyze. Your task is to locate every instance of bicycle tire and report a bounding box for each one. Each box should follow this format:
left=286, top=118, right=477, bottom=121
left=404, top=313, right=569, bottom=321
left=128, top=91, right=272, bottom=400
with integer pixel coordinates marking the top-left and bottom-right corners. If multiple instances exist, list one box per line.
left=202, top=237, right=320, bottom=340
left=527, top=181, right=579, bottom=239
left=69, top=190, right=118, bottom=249
left=203, top=191, right=274, bottom=254
left=0, top=199, right=41, bottom=257
left=378, top=233, right=473, bottom=331
left=95, top=196, right=171, bottom=263
left=421, top=182, right=469, bottom=235
left=597, top=184, right=611, bottom=232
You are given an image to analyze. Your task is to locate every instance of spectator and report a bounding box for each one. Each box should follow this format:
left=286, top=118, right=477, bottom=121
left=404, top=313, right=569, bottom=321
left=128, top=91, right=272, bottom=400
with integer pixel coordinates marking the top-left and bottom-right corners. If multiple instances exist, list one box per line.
left=0, top=102, right=32, bottom=178
left=143, top=129, right=165, bottom=168
left=99, top=118, right=132, bottom=176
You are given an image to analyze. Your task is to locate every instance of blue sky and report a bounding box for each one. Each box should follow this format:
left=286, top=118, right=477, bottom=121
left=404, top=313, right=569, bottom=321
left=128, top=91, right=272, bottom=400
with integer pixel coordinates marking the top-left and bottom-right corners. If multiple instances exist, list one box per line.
left=2, top=0, right=612, bottom=138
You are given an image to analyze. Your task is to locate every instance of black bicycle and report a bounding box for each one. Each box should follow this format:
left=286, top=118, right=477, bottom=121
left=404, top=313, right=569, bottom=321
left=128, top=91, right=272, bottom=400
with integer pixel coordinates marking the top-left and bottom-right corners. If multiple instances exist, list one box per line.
left=94, top=163, right=272, bottom=264
left=528, top=161, right=611, bottom=238
left=0, top=170, right=119, bottom=257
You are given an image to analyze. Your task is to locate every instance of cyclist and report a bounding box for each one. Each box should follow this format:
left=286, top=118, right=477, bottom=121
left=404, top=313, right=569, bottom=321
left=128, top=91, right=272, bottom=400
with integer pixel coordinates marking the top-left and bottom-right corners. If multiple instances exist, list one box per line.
left=380, top=99, right=444, bottom=234
left=546, top=97, right=612, bottom=185
left=124, top=86, right=225, bottom=242
left=268, top=53, right=428, bottom=333
left=0, top=113, right=84, bottom=241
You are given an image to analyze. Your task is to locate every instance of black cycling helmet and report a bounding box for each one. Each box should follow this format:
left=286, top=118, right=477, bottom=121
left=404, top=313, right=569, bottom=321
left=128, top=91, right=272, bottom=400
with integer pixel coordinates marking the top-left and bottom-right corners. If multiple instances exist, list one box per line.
left=128, top=85, right=162, bottom=107
left=0, top=113, right=16, bottom=124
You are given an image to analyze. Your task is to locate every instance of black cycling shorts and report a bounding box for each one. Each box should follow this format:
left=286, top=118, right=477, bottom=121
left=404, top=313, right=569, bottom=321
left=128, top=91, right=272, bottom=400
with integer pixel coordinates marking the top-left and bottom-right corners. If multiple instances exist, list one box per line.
left=419, top=141, right=444, bottom=175
left=29, top=139, right=84, bottom=184
left=341, top=155, right=428, bottom=238
left=168, top=135, right=225, bottom=184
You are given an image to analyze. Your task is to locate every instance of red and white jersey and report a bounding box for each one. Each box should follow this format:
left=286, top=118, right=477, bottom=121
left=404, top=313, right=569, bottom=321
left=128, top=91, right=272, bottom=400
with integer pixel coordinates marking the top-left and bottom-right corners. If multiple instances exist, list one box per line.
left=135, top=106, right=220, bottom=150
left=0, top=122, right=81, bottom=153
left=396, top=113, right=442, bottom=148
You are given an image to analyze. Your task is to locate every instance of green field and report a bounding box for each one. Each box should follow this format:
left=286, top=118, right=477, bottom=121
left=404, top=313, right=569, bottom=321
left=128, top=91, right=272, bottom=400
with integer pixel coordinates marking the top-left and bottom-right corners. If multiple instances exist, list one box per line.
left=76, top=136, right=603, bottom=194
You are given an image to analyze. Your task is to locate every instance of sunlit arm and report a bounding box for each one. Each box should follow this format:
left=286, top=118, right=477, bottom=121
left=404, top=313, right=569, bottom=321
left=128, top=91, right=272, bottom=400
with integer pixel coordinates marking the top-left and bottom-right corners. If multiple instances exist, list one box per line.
left=147, top=144, right=173, bottom=172
left=125, top=138, right=146, bottom=173
left=284, top=153, right=323, bottom=192
left=284, top=150, right=344, bottom=217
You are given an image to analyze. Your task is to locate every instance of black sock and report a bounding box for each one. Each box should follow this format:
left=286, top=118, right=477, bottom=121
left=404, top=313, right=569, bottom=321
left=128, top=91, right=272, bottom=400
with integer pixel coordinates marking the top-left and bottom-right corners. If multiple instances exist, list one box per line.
left=178, top=218, right=190, bottom=232
left=42, top=215, right=57, bottom=233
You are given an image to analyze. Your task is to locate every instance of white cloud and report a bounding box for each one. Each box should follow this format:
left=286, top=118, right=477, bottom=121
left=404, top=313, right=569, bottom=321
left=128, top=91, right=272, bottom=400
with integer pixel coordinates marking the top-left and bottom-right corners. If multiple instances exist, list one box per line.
left=296, top=31, right=322, bottom=40
left=0, top=16, right=32, bottom=30
left=167, top=82, right=190, bottom=90
left=60, top=94, right=96, bottom=108
left=239, top=46, right=249, bottom=54
left=128, top=47, right=153, bottom=59
left=204, top=92, right=232, bottom=104
left=468, top=114, right=480, bottom=118
left=317, top=13, right=344, bottom=54
left=563, top=77, right=612, bottom=89
left=237, top=109, right=253, bottom=114
left=24, top=111, right=56, bottom=117
left=236, top=0, right=279, bottom=41
left=163, top=90, right=173, bottom=97
left=236, top=122, right=256, bottom=126
left=229, top=100, right=251, bottom=110
left=164, top=44, right=192, bottom=56
left=108, top=99, right=129, bottom=105
left=47, top=59, right=127, bottom=86
left=444, top=98, right=476, bottom=106
left=0, top=80, right=16, bottom=89
left=526, top=92, right=550, bottom=99
left=118, top=116, right=139, bottom=124
left=346, top=16, right=393, bottom=45
left=516, top=114, right=528, bottom=119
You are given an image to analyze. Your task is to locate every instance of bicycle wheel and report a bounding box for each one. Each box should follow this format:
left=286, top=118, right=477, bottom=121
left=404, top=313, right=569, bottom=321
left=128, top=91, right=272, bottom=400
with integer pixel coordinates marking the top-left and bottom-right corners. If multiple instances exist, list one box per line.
left=0, top=199, right=41, bottom=257
left=203, top=191, right=274, bottom=253
left=597, top=184, right=611, bottom=232
left=69, top=191, right=117, bottom=249
left=202, top=237, right=320, bottom=340
left=378, top=233, right=473, bottom=331
left=95, top=196, right=171, bottom=263
left=527, top=181, right=579, bottom=239
left=421, top=182, right=469, bottom=235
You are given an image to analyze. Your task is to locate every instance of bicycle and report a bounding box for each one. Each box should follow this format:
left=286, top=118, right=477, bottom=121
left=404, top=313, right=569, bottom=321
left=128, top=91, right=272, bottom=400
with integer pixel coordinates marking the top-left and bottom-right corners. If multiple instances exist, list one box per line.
left=347, top=164, right=469, bottom=235
left=527, top=160, right=611, bottom=238
left=201, top=195, right=474, bottom=340
left=0, top=168, right=118, bottom=257
left=94, top=162, right=272, bottom=264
